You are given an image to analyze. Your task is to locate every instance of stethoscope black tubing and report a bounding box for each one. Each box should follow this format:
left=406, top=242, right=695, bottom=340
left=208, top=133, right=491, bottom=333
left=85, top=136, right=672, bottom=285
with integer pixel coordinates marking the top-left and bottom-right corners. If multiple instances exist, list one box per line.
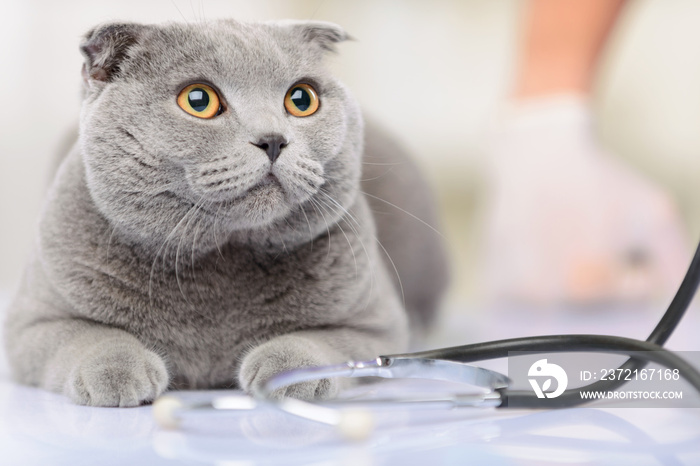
left=646, top=238, right=700, bottom=344
left=390, top=334, right=700, bottom=408
left=497, top=336, right=700, bottom=408
left=389, top=240, right=700, bottom=408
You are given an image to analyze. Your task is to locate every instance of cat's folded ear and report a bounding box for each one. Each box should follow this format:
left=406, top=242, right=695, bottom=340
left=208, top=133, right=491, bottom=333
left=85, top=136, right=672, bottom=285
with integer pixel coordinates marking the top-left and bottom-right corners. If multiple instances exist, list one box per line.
left=81, top=23, right=146, bottom=83
left=278, top=20, right=351, bottom=53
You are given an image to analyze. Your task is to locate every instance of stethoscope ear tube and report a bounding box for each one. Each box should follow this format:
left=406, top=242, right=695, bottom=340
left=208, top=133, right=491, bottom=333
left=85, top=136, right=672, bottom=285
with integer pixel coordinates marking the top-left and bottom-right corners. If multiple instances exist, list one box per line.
left=647, top=237, right=700, bottom=344
left=491, top=336, right=700, bottom=408
left=389, top=239, right=700, bottom=409
left=387, top=334, right=700, bottom=409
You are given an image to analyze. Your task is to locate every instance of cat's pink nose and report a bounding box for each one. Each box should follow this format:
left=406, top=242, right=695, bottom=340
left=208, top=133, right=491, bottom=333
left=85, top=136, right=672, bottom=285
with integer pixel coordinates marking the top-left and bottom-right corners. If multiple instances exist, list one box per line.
left=252, top=134, right=288, bottom=163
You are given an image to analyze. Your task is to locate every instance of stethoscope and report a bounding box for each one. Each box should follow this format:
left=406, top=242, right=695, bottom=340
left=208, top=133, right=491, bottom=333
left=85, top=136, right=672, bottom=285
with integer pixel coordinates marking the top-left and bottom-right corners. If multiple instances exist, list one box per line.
left=153, top=241, right=700, bottom=440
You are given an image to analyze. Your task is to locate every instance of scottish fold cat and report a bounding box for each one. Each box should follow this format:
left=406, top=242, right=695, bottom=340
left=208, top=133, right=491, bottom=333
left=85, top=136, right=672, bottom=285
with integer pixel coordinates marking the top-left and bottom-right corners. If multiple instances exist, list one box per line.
left=3, top=19, right=448, bottom=406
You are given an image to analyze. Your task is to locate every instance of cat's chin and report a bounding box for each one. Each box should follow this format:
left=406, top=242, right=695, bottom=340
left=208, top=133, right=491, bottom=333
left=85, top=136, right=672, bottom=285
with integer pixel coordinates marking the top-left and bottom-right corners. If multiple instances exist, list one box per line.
left=230, top=180, right=293, bottom=229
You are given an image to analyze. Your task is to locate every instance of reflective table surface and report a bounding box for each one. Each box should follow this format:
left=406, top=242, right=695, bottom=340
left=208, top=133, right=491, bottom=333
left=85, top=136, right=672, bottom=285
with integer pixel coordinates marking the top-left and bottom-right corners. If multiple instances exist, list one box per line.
left=2, top=295, right=699, bottom=465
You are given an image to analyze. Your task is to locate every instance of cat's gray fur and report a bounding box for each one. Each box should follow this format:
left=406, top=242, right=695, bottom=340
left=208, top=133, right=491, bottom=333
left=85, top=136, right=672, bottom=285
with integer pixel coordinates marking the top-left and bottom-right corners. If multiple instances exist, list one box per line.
left=3, top=19, right=448, bottom=406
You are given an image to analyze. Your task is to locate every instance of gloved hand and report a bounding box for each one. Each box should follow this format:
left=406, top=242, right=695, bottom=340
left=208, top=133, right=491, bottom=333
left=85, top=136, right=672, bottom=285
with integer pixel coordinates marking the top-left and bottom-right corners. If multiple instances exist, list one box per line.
left=481, top=96, right=689, bottom=306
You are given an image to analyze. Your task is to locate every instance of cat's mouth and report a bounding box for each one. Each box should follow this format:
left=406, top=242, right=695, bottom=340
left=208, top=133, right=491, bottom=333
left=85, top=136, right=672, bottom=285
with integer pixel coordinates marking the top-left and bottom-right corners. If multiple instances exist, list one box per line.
left=257, top=173, right=278, bottom=187
left=247, top=172, right=283, bottom=195
left=192, top=171, right=298, bottom=228
left=194, top=173, right=282, bottom=213
left=237, top=172, right=287, bottom=203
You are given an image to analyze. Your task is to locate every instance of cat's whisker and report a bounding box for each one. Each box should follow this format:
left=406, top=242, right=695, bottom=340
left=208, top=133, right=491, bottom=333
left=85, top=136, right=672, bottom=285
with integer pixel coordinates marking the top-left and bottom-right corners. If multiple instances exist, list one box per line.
left=100, top=223, right=118, bottom=260
left=190, top=199, right=212, bottom=306
left=212, top=200, right=226, bottom=260
left=298, top=202, right=314, bottom=245
left=148, top=201, right=200, bottom=304
left=309, top=198, right=333, bottom=259
left=318, top=189, right=386, bottom=312
left=317, top=191, right=375, bottom=304
left=307, top=0, right=325, bottom=20
left=322, top=198, right=376, bottom=309
left=191, top=0, right=206, bottom=24
left=313, top=196, right=359, bottom=281
left=96, top=187, right=184, bottom=279
left=107, top=183, right=181, bottom=203
left=371, top=232, right=405, bottom=310
left=360, top=191, right=445, bottom=239
left=106, top=133, right=163, bottom=173
left=190, top=199, right=211, bottom=270
left=318, top=193, right=364, bottom=280
left=273, top=230, right=289, bottom=260
left=359, top=165, right=396, bottom=182
left=170, top=0, right=190, bottom=24
left=173, top=197, right=218, bottom=323
left=361, top=161, right=404, bottom=166
left=360, top=162, right=400, bottom=182
left=189, top=0, right=197, bottom=23
left=282, top=216, right=298, bottom=235
left=199, top=0, right=207, bottom=23
left=175, top=197, right=204, bottom=305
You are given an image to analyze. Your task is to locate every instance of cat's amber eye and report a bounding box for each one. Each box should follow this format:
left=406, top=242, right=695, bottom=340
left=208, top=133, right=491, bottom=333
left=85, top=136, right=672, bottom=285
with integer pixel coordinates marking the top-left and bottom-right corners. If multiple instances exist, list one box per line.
left=177, top=84, right=221, bottom=119
left=284, top=83, right=319, bottom=117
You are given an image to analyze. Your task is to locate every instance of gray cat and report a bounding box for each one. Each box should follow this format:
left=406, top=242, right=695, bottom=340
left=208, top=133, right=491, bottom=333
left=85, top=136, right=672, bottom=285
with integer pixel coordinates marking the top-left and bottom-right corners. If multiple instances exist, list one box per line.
left=3, top=19, right=448, bottom=407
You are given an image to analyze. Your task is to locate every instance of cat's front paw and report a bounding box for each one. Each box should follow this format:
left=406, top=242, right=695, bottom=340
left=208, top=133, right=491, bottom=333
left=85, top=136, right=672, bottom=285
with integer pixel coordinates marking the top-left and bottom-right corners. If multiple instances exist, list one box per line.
left=65, top=344, right=169, bottom=407
left=239, top=336, right=339, bottom=401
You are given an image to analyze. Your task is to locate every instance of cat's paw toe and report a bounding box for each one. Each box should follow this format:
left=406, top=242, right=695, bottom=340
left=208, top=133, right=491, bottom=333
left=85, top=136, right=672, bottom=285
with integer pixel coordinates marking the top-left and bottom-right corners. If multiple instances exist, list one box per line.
left=66, top=346, right=169, bottom=407
left=239, top=336, right=338, bottom=401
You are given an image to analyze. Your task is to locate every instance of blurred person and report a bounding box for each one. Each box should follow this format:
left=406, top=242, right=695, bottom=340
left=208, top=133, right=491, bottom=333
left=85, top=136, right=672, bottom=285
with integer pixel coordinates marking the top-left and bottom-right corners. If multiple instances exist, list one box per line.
left=482, top=0, right=689, bottom=307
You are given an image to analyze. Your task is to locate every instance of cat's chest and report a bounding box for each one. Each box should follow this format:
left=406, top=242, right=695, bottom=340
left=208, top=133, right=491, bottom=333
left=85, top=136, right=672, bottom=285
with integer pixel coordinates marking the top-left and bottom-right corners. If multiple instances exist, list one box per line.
left=72, top=236, right=361, bottom=335
left=148, top=246, right=323, bottom=315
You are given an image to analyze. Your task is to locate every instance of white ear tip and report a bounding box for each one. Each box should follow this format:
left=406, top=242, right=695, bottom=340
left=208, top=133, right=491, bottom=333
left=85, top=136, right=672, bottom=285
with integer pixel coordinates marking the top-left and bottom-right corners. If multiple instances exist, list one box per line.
left=153, top=395, right=184, bottom=429
left=336, top=409, right=374, bottom=441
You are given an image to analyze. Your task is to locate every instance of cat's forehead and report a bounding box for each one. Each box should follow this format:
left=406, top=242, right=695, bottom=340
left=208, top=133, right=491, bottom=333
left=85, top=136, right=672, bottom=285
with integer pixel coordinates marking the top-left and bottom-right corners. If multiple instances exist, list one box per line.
left=133, top=20, right=327, bottom=88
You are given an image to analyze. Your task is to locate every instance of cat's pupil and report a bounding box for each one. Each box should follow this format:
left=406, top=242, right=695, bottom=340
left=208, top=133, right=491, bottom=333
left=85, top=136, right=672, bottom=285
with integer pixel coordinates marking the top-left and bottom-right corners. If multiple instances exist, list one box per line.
left=188, top=89, right=209, bottom=112
left=290, top=87, right=311, bottom=111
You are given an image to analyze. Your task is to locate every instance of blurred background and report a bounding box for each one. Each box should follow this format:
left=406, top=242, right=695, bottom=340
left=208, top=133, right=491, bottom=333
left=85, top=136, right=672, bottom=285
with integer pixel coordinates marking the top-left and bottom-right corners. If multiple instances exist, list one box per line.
left=2, top=0, right=700, bottom=334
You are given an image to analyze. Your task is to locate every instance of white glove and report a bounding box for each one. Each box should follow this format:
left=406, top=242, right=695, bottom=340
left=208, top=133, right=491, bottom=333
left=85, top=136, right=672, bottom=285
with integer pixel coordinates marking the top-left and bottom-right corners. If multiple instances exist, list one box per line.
left=481, top=96, right=689, bottom=306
